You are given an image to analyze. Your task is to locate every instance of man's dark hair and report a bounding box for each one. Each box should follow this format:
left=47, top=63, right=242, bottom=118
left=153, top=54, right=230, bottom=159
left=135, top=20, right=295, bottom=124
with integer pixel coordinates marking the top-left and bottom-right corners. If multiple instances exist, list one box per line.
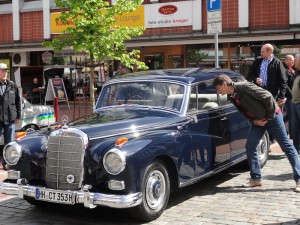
left=212, top=74, right=233, bottom=86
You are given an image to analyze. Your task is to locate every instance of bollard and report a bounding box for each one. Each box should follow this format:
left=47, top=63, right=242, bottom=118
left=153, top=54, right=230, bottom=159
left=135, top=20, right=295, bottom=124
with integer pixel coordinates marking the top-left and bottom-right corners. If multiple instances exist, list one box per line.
left=54, top=97, right=59, bottom=123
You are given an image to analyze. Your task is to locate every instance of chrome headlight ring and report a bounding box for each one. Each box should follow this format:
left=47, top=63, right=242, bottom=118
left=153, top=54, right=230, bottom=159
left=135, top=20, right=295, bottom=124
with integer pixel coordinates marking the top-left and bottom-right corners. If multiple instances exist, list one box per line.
left=103, top=148, right=126, bottom=175
left=3, top=142, right=22, bottom=165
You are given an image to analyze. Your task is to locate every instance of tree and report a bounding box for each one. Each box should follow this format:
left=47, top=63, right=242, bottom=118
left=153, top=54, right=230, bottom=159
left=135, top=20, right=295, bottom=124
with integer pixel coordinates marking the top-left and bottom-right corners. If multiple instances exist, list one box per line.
left=43, top=0, right=147, bottom=112
left=186, top=49, right=208, bottom=65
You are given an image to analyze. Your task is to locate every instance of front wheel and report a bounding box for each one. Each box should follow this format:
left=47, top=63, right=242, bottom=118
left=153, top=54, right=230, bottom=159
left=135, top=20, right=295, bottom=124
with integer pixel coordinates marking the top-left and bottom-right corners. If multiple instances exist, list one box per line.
left=129, top=159, right=170, bottom=222
left=257, top=131, right=270, bottom=168
left=20, top=124, right=40, bottom=133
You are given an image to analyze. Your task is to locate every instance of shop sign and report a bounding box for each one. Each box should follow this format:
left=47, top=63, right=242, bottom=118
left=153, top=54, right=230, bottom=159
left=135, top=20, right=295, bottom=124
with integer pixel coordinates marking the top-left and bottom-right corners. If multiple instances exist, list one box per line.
left=144, top=1, right=193, bottom=28
left=114, top=6, right=144, bottom=27
left=281, top=48, right=300, bottom=54
left=50, top=3, right=191, bottom=32
left=158, top=5, right=178, bottom=15
left=50, top=6, right=144, bottom=34
left=53, top=50, right=88, bottom=57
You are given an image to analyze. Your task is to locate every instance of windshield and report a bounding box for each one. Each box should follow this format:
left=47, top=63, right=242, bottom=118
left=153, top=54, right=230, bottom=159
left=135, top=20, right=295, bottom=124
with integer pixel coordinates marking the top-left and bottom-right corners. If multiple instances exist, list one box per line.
left=96, top=81, right=185, bottom=112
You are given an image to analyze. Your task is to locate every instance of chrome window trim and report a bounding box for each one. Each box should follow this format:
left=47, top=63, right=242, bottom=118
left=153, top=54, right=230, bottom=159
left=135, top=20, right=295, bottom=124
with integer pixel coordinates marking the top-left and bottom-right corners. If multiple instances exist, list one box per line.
left=95, top=79, right=189, bottom=116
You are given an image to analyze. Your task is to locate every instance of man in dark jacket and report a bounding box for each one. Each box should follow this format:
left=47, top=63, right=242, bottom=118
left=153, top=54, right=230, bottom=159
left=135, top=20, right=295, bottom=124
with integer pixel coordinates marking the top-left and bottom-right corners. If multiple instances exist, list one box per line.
left=291, top=54, right=300, bottom=154
left=213, top=74, right=300, bottom=192
left=0, top=63, right=21, bottom=170
left=283, top=55, right=296, bottom=137
left=247, top=43, right=287, bottom=106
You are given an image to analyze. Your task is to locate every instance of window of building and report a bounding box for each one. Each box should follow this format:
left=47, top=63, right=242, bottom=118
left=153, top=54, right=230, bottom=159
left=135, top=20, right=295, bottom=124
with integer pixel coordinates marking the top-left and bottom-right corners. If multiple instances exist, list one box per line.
left=0, top=0, right=12, bottom=4
left=144, top=53, right=164, bottom=70
left=168, top=55, right=183, bottom=68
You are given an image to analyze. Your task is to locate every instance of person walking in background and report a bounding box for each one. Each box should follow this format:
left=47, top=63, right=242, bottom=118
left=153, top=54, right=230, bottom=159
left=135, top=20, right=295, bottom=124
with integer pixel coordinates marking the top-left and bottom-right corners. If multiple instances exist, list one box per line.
left=0, top=63, right=21, bottom=171
left=291, top=54, right=300, bottom=154
left=246, top=43, right=287, bottom=106
left=212, top=74, right=300, bottom=192
left=283, top=55, right=296, bottom=138
left=30, top=77, right=40, bottom=104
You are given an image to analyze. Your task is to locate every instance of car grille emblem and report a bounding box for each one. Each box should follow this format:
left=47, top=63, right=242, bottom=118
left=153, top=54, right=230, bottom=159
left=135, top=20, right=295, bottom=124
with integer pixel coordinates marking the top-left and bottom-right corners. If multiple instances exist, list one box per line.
left=66, top=174, right=75, bottom=183
left=62, top=115, right=69, bottom=128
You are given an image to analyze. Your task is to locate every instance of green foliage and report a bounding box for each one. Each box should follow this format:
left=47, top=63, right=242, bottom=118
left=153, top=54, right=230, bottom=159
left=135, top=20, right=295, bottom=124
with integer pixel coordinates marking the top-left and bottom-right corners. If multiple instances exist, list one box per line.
left=43, top=0, right=147, bottom=69
left=43, top=0, right=148, bottom=112
left=186, top=49, right=208, bottom=63
left=273, top=44, right=283, bottom=58
left=50, top=57, right=65, bottom=65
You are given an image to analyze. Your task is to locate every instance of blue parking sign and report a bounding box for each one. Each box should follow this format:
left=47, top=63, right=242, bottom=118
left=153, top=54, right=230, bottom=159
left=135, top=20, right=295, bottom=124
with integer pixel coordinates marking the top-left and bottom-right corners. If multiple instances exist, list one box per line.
left=207, top=0, right=221, bottom=11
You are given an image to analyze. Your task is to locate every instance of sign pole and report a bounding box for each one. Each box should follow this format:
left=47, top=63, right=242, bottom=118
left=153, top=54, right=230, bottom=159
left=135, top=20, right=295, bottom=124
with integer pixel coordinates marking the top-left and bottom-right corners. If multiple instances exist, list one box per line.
left=215, top=33, right=219, bottom=68
left=207, top=0, right=222, bottom=69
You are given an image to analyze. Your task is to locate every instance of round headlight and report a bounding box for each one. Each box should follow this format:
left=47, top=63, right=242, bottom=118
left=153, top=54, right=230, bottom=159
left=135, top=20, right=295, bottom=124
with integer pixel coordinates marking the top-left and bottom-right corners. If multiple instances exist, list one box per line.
left=103, top=148, right=126, bottom=175
left=3, top=142, right=22, bottom=165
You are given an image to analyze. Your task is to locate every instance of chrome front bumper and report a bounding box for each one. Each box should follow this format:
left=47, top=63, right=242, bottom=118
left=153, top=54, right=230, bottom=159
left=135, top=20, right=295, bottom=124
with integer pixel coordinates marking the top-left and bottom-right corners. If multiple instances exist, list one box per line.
left=0, top=179, right=142, bottom=209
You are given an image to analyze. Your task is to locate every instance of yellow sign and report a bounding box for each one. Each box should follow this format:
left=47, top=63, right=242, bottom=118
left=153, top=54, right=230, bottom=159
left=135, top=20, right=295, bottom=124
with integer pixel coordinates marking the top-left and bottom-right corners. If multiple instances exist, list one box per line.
left=51, top=6, right=144, bottom=34
left=114, top=6, right=144, bottom=27
left=51, top=12, right=75, bottom=34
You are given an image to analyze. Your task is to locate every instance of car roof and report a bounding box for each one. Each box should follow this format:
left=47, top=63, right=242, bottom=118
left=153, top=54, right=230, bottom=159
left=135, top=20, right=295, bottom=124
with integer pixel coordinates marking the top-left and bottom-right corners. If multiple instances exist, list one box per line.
left=110, top=68, right=243, bottom=84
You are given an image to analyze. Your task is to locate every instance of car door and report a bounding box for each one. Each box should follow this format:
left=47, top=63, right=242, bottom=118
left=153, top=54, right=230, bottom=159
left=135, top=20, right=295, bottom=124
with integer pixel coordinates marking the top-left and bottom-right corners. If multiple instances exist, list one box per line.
left=217, top=76, right=250, bottom=159
left=186, top=81, right=231, bottom=177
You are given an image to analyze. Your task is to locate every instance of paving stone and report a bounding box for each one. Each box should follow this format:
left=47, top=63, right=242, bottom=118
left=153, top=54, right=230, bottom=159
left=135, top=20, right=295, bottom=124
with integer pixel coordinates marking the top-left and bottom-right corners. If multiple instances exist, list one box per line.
left=1, top=150, right=300, bottom=224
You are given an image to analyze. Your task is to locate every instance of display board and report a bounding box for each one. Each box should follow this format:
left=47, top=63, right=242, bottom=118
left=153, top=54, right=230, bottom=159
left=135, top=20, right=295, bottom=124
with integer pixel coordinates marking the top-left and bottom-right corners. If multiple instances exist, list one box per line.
left=45, top=78, right=69, bottom=108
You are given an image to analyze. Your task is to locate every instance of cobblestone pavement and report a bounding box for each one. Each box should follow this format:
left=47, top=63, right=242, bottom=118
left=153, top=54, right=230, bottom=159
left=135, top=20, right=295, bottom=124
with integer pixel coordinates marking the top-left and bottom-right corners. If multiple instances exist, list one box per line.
left=1, top=142, right=300, bottom=225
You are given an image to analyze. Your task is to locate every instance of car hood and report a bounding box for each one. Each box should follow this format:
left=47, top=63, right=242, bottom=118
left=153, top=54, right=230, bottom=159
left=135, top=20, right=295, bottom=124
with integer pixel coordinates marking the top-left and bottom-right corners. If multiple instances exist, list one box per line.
left=66, top=108, right=185, bottom=139
left=32, top=105, right=54, bottom=113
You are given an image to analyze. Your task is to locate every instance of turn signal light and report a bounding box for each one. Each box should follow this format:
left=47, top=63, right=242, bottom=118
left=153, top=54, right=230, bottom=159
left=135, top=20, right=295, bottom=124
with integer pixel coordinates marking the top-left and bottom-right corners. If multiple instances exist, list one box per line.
left=15, top=132, right=26, bottom=139
left=115, top=137, right=128, bottom=147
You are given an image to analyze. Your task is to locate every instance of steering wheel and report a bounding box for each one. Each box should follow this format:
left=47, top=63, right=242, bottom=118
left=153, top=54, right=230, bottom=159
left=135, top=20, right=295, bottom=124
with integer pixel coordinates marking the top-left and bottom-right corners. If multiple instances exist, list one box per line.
left=108, top=94, right=118, bottom=105
left=128, top=95, right=144, bottom=100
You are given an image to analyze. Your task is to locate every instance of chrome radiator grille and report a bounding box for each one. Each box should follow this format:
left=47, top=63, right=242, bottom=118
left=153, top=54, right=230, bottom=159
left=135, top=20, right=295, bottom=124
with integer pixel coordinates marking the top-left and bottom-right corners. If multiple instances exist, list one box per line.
left=46, top=135, right=85, bottom=190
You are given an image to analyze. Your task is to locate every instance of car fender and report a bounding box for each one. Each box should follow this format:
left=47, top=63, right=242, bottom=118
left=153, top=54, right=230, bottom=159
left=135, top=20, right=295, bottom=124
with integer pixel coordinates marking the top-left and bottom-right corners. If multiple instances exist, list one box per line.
left=107, top=130, right=189, bottom=192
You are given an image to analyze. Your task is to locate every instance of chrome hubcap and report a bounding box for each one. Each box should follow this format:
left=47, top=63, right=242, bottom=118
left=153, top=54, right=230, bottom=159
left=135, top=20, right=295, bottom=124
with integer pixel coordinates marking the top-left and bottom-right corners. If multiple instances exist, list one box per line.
left=145, top=170, right=166, bottom=210
left=257, top=135, right=267, bottom=161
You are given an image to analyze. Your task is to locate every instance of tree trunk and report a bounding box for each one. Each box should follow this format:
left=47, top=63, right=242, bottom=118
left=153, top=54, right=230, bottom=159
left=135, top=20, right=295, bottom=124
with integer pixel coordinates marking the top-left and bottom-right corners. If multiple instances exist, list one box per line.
left=89, top=53, right=95, bottom=114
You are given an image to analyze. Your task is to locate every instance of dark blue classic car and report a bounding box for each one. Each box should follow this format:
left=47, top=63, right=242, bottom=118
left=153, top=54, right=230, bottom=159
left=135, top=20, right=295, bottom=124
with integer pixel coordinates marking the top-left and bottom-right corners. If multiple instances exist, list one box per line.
left=0, top=68, right=269, bottom=221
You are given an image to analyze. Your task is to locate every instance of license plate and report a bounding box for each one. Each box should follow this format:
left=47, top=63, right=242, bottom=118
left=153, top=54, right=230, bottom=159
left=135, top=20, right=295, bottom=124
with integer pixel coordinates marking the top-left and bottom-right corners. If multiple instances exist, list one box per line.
left=35, top=188, right=74, bottom=204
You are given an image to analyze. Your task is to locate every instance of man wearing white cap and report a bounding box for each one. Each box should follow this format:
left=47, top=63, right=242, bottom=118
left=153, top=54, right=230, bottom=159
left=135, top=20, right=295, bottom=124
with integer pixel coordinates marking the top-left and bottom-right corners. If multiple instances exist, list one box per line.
left=0, top=63, right=21, bottom=170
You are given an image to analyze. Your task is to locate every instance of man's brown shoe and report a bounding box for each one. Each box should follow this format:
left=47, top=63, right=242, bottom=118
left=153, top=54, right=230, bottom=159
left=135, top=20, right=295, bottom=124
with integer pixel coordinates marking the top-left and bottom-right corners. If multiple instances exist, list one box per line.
left=295, top=183, right=300, bottom=193
left=243, top=179, right=262, bottom=187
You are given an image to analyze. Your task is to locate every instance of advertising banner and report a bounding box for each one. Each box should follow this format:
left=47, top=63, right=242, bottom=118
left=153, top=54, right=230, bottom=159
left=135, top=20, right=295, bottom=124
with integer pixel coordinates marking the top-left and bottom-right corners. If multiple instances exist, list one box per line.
left=50, top=2, right=194, bottom=33
left=144, top=1, right=193, bottom=28
left=51, top=6, right=144, bottom=34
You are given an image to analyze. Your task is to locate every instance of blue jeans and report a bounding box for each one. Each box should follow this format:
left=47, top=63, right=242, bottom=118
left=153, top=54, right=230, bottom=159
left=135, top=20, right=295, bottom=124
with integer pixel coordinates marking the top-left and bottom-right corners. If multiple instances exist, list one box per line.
left=246, top=112, right=300, bottom=183
left=291, top=102, right=300, bottom=153
left=0, top=123, right=15, bottom=165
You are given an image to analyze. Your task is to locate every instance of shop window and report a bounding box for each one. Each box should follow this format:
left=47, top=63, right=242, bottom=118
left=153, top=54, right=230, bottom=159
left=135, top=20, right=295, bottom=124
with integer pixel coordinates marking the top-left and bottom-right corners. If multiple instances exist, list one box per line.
left=168, top=55, right=183, bottom=68
left=144, top=53, right=164, bottom=70
left=0, top=0, right=11, bottom=3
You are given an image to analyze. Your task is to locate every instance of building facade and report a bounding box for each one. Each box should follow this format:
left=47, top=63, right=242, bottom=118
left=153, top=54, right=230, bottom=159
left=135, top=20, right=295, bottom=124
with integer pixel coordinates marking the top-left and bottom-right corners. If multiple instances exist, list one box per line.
left=0, top=0, right=300, bottom=90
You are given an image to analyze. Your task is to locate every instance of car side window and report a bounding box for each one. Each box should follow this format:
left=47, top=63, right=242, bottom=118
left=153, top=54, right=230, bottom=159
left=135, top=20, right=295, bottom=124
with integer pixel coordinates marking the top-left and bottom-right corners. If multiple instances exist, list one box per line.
left=188, top=80, right=220, bottom=112
left=217, top=94, right=229, bottom=106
